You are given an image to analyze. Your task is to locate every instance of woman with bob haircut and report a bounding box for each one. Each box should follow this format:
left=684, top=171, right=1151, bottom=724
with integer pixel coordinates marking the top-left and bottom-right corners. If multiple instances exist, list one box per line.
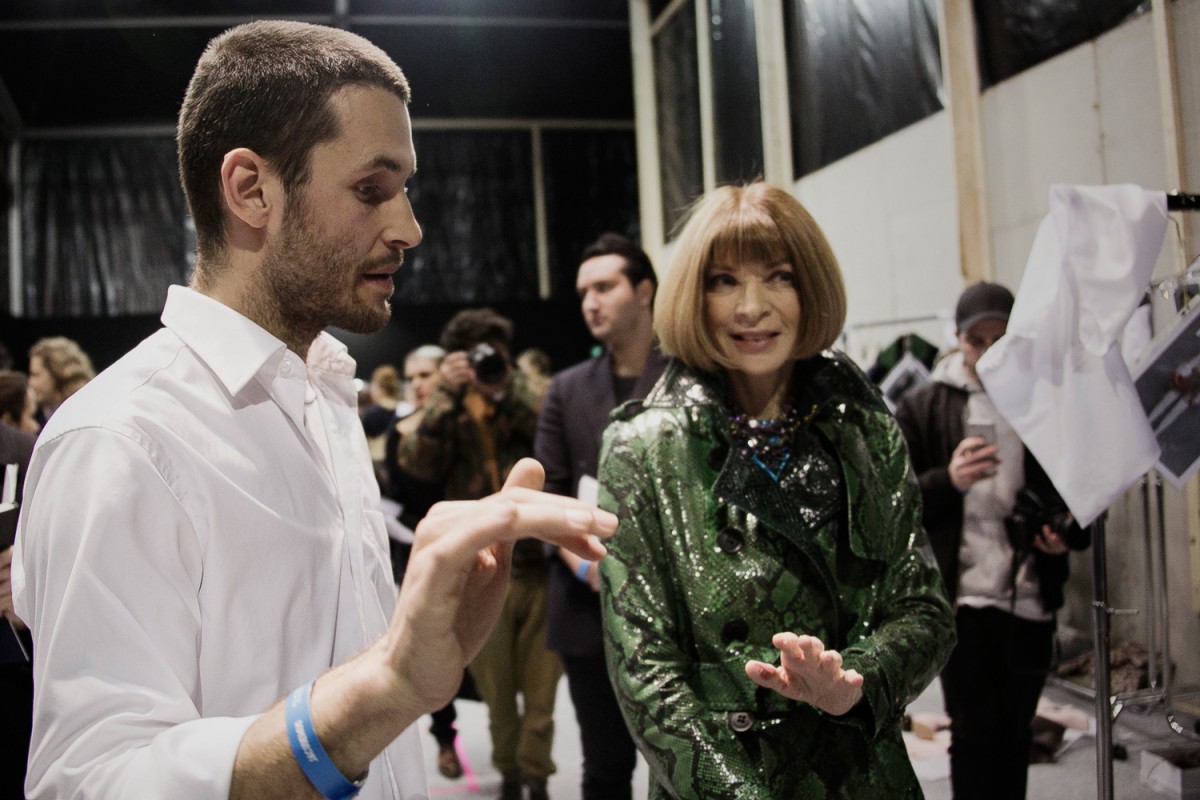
left=597, top=182, right=955, bottom=799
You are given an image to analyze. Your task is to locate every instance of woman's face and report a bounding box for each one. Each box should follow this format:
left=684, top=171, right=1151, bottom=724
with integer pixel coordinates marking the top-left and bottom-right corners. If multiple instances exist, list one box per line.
left=404, top=357, right=441, bottom=406
left=703, top=259, right=801, bottom=385
left=28, top=355, right=56, bottom=406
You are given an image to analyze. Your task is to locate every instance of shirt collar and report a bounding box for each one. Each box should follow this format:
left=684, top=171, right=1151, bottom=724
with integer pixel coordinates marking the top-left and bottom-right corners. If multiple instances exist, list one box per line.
left=160, top=285, right=359, bottom=421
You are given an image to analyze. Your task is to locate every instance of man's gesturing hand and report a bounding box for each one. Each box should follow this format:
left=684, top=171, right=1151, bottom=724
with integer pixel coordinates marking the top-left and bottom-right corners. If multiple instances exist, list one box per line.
left=384, top=458, right=615, bottom=715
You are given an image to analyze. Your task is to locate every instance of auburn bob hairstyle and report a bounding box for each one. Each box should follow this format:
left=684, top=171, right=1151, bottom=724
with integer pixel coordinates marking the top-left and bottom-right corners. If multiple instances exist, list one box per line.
left=653, top=182, right=847, bottom=374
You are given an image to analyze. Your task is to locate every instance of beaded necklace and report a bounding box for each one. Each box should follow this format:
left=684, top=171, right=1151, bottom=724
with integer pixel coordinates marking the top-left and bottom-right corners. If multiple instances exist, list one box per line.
left=727, top=403, right=806, bottom=481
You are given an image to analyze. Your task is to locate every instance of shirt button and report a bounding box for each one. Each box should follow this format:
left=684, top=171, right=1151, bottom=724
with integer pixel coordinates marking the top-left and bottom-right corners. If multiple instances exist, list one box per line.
left=280, top=359, right=293, bottom=376
left=728, top=711, right=754, bottom=733
left=716, top=528, right=743, bottom=553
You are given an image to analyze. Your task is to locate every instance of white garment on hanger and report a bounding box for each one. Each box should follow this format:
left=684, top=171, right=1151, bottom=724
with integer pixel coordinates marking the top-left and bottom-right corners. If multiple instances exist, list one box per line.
left=976, top=184, right=1168, bottom=527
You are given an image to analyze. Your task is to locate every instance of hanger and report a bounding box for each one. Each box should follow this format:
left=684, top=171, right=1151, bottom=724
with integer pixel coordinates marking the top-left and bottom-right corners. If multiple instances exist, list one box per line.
left=1166, top=191, right=1199, bottom=211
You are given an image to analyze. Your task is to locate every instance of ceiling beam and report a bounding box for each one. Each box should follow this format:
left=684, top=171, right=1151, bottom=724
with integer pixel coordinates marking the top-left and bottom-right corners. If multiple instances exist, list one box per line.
left=0, top=14, right=627, bottom=32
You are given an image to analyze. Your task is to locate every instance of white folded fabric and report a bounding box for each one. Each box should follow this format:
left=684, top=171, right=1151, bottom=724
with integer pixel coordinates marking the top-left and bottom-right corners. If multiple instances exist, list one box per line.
left=977, top=184, right=1168, bottom=527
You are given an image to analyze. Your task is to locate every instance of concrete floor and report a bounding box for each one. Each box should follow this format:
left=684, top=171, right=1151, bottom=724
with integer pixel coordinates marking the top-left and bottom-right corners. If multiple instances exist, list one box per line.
left=417, top=676, right=1199, bottom=799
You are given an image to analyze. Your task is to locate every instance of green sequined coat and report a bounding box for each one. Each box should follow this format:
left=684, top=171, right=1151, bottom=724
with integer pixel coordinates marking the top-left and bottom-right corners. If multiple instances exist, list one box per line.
left=597, top=354, right=955, bottom=800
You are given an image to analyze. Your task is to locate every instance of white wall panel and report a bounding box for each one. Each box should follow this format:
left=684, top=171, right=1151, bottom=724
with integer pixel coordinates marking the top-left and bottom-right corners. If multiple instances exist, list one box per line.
left=794, top=112, right=958, bottom=366
left=982, top=44, right=1104, bottom=244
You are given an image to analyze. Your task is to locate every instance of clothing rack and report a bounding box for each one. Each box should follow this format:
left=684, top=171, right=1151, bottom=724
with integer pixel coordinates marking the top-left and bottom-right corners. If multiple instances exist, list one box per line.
left=843, top=312, right=950, bottom=330
left=1166, top=191, right=1200, bottom=211
left=1085, top=190, right=1199, bottom=800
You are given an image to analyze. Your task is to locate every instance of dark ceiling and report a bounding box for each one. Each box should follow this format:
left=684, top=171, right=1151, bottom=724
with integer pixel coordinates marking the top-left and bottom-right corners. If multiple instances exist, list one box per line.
left=0, top=0, right=634, bottom=136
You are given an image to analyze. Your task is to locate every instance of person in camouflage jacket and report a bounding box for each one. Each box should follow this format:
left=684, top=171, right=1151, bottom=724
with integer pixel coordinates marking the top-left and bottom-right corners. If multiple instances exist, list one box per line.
left=395, top=308, right=560, bottom=800
left=597, top=183, right=955, bottom=800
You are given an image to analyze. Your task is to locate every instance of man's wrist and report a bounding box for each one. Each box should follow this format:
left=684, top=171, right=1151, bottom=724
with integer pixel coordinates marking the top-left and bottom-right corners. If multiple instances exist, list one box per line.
left=286, top=681, right=367, bottom=799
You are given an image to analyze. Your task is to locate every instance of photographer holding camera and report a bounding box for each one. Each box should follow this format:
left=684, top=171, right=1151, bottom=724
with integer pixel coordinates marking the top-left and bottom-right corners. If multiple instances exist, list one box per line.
left=396, top=307, right=561, bottom=800
left=895, top=282, right=1089, bottom=800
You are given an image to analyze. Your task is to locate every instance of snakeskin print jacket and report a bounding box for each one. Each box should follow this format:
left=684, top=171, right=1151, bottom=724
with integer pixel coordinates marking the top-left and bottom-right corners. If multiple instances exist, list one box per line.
left=598, top=353, right=955, bottom=799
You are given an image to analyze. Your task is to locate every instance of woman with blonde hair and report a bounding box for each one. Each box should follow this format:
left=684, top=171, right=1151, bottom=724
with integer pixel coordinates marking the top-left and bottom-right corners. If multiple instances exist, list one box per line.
left=598, top=182, right=955, bottom=798
left=28, top=337, right=94, bottom=425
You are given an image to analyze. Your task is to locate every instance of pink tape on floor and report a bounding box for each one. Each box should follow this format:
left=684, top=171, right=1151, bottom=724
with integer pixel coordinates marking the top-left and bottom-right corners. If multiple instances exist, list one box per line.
left=429, top=735, right=481, bottom=795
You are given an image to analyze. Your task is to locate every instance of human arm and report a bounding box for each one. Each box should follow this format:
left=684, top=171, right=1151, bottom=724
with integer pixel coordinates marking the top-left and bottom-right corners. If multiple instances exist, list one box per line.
left=0, top=545, right=24, bottom=629
left=17, top=427, right=613, bottom=800
left=812, top=410, right=956, bottom=735
left=948, top=437, right=1000, bottom=491
left=393, top=375, right=463, bottom=484
left=744, top=633, right=863, bottom=716
left=16, top=431, right=261, bottom=799
left=231, top=457, right=614, bottom=798
left=598, top=420, right=771, bottom=800
left=892, top=384, right=996, bottom=495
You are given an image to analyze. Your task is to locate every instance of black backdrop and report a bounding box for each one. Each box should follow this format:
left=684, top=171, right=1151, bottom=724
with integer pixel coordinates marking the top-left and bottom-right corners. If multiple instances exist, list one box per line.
left=1, top=296, right=597, bottom=384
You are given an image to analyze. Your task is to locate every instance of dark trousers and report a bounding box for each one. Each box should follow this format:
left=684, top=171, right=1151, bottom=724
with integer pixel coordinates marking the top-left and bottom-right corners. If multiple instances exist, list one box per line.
left=469, top=576, right=562, bottom=779
left=942, top=605, right=1054, bottom=800
left=0, top=661, right=33, bottom=800
left=563, top=654, right=637, bottom=800
left=429, top=701, right=457, bottom=748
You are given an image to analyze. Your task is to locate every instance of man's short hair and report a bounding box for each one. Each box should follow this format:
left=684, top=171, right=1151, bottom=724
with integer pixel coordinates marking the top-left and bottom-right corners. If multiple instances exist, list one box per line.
left=177, top=20, right=410, bottom=266
left=580, top=233, right=657, bottom=295
left=654, top=182, right=846, bottom=374
left=440, top=308, right=515, bottom=353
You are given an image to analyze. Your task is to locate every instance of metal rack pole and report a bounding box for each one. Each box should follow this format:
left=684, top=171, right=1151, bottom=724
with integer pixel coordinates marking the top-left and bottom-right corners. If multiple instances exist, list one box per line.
left=1090, top=513, right=1115, bottom=800
left=1142, top=476, right=1160, bottom=690
left=1155, top=476, right=1172, bottom=705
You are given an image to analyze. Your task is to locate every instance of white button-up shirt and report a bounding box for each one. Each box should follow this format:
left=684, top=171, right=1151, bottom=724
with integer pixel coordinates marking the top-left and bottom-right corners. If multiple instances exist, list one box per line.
left=13, top=286, right=426, bottom=799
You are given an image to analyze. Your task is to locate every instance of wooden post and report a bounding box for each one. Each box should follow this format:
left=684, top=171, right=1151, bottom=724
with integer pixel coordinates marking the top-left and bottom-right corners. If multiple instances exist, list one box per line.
left=936, top=0, right=992, bottom=284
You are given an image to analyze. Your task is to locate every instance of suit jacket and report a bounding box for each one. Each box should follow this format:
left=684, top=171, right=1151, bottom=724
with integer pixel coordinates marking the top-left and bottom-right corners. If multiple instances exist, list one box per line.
left=0, top=424, right=36, bottom=506
left=535, top=347, right=668, bottom=656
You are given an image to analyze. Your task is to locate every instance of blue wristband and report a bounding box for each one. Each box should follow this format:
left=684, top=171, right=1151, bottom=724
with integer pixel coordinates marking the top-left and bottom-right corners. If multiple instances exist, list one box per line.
left=286, top=680, right=365, bottom=800
left=575, top=560, right=592, bottom=582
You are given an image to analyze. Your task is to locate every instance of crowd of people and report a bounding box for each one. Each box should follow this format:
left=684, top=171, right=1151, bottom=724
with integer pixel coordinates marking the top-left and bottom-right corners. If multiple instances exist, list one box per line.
left=0, top=336, right=94, bottom=800
left=0, top=18, right=1091, bottom=800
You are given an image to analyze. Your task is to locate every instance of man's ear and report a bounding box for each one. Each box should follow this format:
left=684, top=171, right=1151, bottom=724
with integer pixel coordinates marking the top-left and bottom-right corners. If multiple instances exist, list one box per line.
left=219, top=148, right=278, bottom=231
left=635, top=277, right=656, bottom=308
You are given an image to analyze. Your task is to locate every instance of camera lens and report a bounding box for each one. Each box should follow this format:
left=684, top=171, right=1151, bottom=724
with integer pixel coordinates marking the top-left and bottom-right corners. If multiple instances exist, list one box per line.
left=470, top=343, right=508, bottom=385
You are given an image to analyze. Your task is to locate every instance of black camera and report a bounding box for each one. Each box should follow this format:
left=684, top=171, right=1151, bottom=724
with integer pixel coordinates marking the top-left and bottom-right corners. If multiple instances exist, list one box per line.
left=469, top=342, right=509, bottom=386
left=1005, top=487, right=1075, bottom=554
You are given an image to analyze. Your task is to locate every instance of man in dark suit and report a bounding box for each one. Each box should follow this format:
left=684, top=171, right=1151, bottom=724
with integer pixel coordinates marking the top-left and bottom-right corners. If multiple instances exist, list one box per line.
left=534, top=233, right=667, bottom=800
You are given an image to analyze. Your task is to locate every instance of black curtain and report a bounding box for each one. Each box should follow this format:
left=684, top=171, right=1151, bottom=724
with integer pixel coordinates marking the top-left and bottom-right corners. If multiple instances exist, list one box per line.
left=20, top=137, right=189, bottom=317
left=399, top=129, right=538, bottom=305
left=785, top=0, right=943, bottom=180
left=711, top=0, right=764, bottom=186
left=542, top=128, right=640, bottom=297
left=654, top=2, right=704, bottom=236
left=974, top=0, right=1148, bottom=87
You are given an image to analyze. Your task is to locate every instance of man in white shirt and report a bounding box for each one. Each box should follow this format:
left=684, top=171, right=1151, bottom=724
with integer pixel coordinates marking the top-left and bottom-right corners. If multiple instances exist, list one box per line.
left=11, top=20, right=615, bottom=800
